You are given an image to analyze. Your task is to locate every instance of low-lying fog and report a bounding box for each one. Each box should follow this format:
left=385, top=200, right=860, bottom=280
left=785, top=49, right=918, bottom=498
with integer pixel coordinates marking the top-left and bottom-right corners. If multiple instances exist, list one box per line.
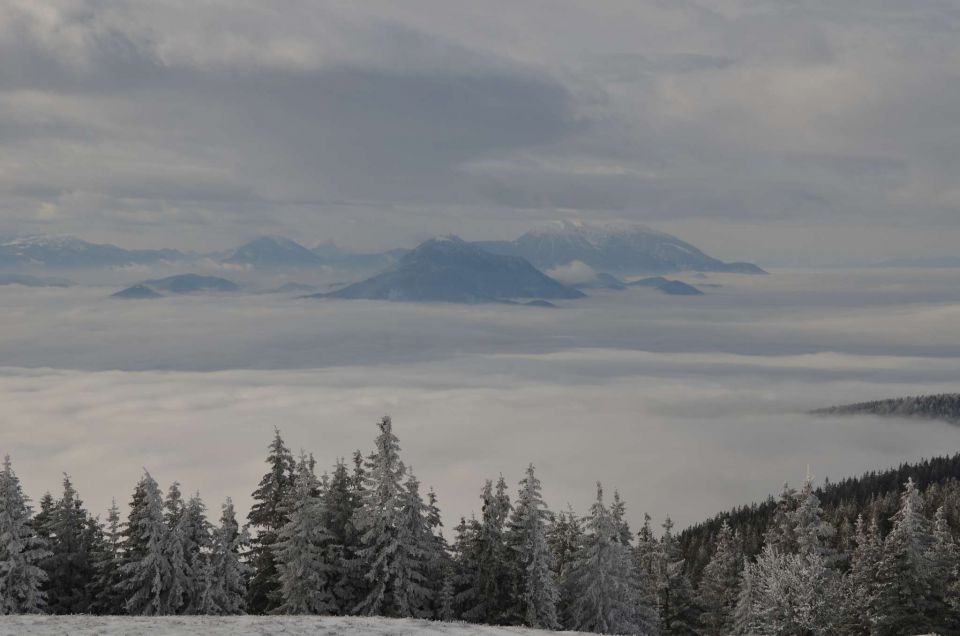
left=1, top=268, right=959, bottom=530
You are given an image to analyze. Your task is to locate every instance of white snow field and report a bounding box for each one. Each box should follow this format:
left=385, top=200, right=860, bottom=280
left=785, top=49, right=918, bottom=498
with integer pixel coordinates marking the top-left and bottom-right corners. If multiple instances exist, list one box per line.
left=0, top=616, right=587, bottom=636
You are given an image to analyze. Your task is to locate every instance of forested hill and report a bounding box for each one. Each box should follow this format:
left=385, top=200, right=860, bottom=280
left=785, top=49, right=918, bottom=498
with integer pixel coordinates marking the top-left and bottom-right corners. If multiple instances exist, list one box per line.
left=678, top=453, right=960, bottom=581
left=811, top=392, right=960, bottom=423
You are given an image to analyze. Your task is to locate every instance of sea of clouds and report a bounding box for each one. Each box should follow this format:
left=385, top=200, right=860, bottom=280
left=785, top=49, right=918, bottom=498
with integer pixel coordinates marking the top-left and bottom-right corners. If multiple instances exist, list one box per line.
left=2, top=268, right=960, bottom=530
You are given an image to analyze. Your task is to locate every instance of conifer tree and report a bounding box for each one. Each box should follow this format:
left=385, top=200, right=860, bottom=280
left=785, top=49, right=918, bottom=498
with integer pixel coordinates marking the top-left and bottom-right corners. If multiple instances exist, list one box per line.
left=764, top=483, right=798, bottom=553
left=840, top=514, right=881, bottom=635
left=42, top=474, right=96, bottom=614
left=656, top=517, right=698, bottom=636
left=0, top=456, right=49, bottom=614
left=506, top=464, right=559, bottom=629
left=792, top=472, right=834, bottom=562
left=449, top=516, right=477, bottom=619
left=731, top=561, right=756, bottom=635
left=548, top=505, right=582, bottom=582
left=746, top=544, right=831, bottom=635
left=928, top=505, right=960, bottom=632
left=91, top=500, right=125, bottom=615
left=247, top=428, right=296, bottom=614
left=462, top=478, right=512, bottom=623
left=391, top=470, right=436, bottom=618
left=698, top=520, right=741, bottom=636
left=424, top=486, right=451, bottom=618
left=353, top=416, right=407, bottom=617
left=201, top=498, right=250, bottom=615
left=120, top=471, right=173, bottom=615
left=274, top=455, right=335, bottom=615
left=565, top=483, right=652, bottom=635
left=873, top=478, right=938, bottom=635
left=321, top=458, right=365, bottom=614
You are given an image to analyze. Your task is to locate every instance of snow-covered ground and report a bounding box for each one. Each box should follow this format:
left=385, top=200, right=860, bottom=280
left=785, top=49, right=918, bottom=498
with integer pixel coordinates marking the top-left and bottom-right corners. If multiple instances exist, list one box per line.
left=0, top=615, right=586, bottom=636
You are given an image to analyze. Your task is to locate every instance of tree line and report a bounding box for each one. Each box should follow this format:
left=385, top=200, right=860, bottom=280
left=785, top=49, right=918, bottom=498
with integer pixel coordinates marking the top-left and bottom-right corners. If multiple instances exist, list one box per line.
left=1, top=416, right=959, bottom=635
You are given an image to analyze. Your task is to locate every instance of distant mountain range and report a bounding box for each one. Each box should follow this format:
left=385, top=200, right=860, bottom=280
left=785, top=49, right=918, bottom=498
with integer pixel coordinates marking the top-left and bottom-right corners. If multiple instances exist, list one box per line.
left=0, top=235, right=184, bottom=268
left=0, top=222, right=763, bottom=276
left=315, top=236, right=585, bottom=303
left=221, top=236, right=327, bottom=267
left=570, top=272, right=704, bottom=295
left=812, top=393, right=960, bottom=424
left=626, top=276, right=704, bottom=295
left=477, top=222, right=766, bottom=274
left=112, top=274, right=240, bottom=299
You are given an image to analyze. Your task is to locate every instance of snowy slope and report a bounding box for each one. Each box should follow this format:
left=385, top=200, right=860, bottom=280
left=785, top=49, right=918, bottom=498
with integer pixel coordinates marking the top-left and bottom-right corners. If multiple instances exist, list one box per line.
left=0, top=615, right=589, bottom=635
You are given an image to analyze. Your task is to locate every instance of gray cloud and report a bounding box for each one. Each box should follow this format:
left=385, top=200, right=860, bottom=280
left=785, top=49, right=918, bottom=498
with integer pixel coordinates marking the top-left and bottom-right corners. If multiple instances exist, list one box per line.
left=0, top=1, right=958, bottom=261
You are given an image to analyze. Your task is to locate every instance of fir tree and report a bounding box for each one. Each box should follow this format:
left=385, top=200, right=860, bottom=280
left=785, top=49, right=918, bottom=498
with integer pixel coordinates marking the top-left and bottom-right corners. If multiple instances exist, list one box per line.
left=391, top=470, right=437, bottom=618
left=0, top=456, right=49, bottom=614
left=747, top=544, right=832, bottom=635
left=91, top=500, right=125, bottom=615
left=42, top=474, right=96, bottom=614
left=449, top=516, right=481, bottom=620
left=634, top=512, right=661, bottom=635
left=199, top=498, right=250, bottom=615
left=352, top=416, right=407, bottom=617
left=656, top=517, right=698, bottom=636
left=321, top=458, right=365, bottom=614
left=120, top=471, right=173, bottom=616
left=928, top=505, right=960, bottom=632
left=274, top=455, right=335, bottom=615
left=763, top=483, right=799, bottom=553
left=462, top=478, right=512, bottom=623
left=506, top=464, right=559, bottom=629
left=839, top=514, right=881, bottom=635
left=698, top=520, right=741, bottom=636
left=873, top=478, right=938, bottom=635
left=565, top=483, right=652, bottom=635
left=247, top=428, right=296, bottom=614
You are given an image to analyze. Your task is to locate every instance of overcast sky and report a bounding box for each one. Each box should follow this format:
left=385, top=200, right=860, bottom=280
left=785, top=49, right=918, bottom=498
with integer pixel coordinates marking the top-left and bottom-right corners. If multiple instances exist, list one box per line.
left=2, top=1, right=959, bottom=263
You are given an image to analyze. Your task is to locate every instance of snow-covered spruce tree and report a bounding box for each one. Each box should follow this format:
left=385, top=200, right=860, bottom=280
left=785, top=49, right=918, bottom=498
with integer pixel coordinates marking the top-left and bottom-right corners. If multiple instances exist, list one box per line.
left=565, top=483, right=652, bottom=635
left=461, top=478, right=513, bottom=624
left=42, top=474, right=97, bottom=614
left=274, top=454, right=335, bottom=615
left=731, top=560, right=756, bottom=635
left=763, top=482, right=799, bottom=553
left=161, top=488, right=192, bottom=615
left=656, top=517, right=698, bottom=636
left=352, top=415, right=408, bottom=617
left=449, top=515, right=482, bottom=620
left=119, top=471, right=173, bottom=615
left=740, top=471, right=837, bottom=635
left=793, top=472, right=835, bottom=562
left=839, top=515, right=881, bottom=635
left=91, top=499, right=126, bottom=615
left=0, top=456, right=49, bottom=614
left=176, top=493, right=212, bottom=613
left=634, top=512, right=661, bottom=635
left=872, top=478, right=938, bottom=635
left=198, top=498, right=250, bottom=615
left=247, top=427, right=296, bottom=614
left=321, top=458, right=365, bottom=614
left=390, top=469, right=438, bottom=618
left=505, top=464, right=559, bottom=629
left=424, top=486, right=451, bottom=619
left=928, top=505, right=960, bottom=632
left=746, top=544, right=832, bottom=635
left=547, top=505, right=582, bottom=626
left=610, top=489, right=632, bottom=546
left=698, top=520, right=741, bottom=636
